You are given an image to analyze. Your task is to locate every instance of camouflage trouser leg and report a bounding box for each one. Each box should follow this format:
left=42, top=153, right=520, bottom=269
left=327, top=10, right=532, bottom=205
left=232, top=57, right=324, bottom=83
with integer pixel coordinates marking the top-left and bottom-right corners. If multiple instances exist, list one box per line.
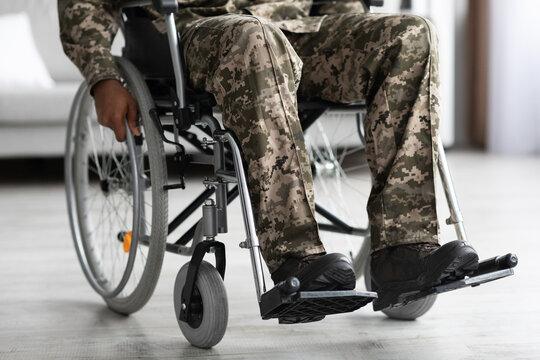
left=287, top=13, right=441, bottom=252
left=182, top=15, right=325, bottom=273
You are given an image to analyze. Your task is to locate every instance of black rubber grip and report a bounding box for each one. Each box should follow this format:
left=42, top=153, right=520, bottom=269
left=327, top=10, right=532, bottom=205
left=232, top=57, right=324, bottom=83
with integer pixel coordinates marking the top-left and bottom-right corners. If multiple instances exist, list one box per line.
left=278, top=277, right=300, bottom=295
left=475, top=253, right=518, bottom=276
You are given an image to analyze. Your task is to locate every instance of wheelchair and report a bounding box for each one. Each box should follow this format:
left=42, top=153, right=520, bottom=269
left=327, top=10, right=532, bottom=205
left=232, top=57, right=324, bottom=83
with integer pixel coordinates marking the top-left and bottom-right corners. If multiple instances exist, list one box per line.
left=64, top=0, right=518, bottom=349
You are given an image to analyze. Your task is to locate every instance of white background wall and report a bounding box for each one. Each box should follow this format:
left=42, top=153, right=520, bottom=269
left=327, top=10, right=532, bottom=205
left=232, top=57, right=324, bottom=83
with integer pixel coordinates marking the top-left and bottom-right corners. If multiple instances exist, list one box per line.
left=487, top=0, right=540, bottom=155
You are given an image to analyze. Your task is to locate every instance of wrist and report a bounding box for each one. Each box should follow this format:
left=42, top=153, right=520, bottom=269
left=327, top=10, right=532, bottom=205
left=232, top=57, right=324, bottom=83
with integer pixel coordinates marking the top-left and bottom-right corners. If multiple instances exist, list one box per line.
left=91, top=78, right=121, bottom=97
left=89, top=75, right=121, bottom=96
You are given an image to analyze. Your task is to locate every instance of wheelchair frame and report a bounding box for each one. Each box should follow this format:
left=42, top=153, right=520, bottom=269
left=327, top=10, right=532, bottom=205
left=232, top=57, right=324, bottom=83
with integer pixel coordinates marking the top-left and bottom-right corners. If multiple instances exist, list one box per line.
left=121, top=0, right=478, bottom=299
left=65, top=0, right=518, bottom=349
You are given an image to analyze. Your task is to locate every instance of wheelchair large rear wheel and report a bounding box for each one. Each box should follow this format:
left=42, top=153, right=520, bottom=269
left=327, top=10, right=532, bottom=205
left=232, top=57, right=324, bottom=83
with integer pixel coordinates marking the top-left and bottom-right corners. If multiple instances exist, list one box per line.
left=65, top=57, right=167, bottom=314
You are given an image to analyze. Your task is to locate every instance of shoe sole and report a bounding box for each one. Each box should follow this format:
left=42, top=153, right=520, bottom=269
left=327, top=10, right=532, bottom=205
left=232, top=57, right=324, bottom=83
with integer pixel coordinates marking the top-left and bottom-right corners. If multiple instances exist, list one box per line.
left=279, top=254, right=356, bottom=323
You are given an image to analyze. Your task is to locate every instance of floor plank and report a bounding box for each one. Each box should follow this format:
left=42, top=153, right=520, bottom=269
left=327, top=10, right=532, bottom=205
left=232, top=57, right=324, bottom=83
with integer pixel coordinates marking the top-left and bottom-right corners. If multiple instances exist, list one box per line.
left=1, top=150, right=539, bottom=359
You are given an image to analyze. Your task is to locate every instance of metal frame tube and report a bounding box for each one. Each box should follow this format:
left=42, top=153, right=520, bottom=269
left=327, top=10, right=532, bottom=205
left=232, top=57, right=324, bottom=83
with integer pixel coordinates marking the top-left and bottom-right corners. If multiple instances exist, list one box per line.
left=216, top=131, right=266, bottom=300
left=167, top=188, right=215, bottom=234
left=164, top=14, right=186, bottom=108
left=213, top=140, right=229, bottom=233
left=215, top=170, right=237, bottom=183
left=315, top=203, right=370, bottom=236
left=216, top=183, right=228, bottom=233
left=437, top=137, right=468, bottom=243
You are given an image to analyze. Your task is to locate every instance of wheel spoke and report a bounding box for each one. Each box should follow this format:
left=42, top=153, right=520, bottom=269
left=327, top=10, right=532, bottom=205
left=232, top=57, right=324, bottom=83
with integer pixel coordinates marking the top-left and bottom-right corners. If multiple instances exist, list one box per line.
left=85, top=115, right=104, bottom=180
left=307, top=117, right=371, bottom=256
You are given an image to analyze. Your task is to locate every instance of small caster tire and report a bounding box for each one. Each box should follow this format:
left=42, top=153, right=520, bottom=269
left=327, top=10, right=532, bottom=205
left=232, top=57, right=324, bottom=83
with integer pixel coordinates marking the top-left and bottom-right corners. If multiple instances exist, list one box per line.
left=364, top=256, right=437, bottom=320
left=174, top=260, right=228, bottom=348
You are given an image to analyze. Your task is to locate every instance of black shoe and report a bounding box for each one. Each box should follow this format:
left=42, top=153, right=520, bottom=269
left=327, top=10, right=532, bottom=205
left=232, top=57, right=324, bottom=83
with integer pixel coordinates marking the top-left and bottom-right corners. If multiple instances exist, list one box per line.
left=371, top=240, right=479, bottom=310
left=272, top=253, right=356, bottom=324
left=272, top=253, right=356, bottom=291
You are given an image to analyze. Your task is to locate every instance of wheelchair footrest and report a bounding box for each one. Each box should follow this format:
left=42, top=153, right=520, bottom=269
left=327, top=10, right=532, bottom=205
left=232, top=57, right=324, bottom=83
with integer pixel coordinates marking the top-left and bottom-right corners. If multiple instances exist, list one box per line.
left=375, top=257, right=516, bottom=311
left=260, top=289, right=377, bottom=320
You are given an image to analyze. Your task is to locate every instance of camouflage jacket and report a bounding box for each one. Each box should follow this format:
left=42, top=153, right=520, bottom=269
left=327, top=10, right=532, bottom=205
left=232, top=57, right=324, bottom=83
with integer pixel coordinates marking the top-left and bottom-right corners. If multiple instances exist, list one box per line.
left=58, top=0, right=366, bottom=90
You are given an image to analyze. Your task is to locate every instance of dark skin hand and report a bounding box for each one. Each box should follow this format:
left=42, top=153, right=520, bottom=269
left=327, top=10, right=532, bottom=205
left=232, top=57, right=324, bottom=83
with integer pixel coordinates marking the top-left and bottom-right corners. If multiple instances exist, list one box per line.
left=92, top=79, right=141, bottom=142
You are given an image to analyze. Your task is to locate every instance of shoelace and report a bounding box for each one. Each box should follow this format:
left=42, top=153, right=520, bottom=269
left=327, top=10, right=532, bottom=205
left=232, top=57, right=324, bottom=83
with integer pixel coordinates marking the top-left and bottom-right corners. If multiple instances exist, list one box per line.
left=404, top=242, right=440, bottom=253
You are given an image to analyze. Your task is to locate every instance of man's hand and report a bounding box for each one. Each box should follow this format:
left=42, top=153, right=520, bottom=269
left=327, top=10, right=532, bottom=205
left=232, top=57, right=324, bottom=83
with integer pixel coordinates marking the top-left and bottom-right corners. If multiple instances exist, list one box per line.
left=92, top=79, right=141, bottom=142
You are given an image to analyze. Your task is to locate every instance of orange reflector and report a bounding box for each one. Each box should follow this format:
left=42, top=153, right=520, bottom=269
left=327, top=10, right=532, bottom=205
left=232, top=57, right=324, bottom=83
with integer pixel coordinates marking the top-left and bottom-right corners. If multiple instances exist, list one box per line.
left=123, top=231, right=132, bottom=253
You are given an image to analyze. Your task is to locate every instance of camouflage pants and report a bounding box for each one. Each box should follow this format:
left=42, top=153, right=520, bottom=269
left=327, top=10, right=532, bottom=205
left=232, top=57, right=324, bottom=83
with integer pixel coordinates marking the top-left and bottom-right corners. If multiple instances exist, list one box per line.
left=182, top=13, right=440, bottom=273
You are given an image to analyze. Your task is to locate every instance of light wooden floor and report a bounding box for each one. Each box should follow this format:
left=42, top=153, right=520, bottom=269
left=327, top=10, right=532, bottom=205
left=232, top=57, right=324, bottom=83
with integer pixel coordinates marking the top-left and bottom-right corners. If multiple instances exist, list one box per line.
left=1, top=150, right=539, bottom=359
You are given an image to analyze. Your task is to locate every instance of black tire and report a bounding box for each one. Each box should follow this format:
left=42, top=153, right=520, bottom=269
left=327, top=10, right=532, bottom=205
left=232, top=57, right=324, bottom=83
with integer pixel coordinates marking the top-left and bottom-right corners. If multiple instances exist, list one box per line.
left=65, top=57, right=167, bottom=314
left=364, top=256, right=437, bottom=320
left=174, top=261, right=228, bottom=348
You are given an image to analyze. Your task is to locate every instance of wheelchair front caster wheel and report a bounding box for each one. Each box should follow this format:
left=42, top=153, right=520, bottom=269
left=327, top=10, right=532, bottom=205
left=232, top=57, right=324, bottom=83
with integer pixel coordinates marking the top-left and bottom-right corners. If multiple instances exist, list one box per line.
left=174, top=261, right=228, bottom=348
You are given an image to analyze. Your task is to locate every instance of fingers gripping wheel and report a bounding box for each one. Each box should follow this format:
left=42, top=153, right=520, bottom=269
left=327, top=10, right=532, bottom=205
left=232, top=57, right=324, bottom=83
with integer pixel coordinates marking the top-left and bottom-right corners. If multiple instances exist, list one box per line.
left=174, top=261, right=228, bottom=348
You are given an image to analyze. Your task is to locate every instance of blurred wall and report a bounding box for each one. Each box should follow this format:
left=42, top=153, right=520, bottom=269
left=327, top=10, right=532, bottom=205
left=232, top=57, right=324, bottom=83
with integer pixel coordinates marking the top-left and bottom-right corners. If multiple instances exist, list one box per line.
left=487, top=0, right=540, bottom=155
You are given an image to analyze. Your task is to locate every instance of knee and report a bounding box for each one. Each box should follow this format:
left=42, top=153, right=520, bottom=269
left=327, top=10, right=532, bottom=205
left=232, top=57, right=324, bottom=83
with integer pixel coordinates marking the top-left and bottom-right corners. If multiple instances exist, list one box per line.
left=225, top=16, right=288, bottom=57
left=241, top=16, right=297, bottom=55
left=220, top=15, right=302, bottom=84
left=391, top=15, right=438, bottom=58
left=230, top=16, right=268, bottom=45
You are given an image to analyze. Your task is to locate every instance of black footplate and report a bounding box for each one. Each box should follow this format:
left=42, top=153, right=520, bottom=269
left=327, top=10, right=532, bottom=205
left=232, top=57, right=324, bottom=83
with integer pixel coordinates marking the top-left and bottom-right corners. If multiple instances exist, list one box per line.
left=374, top=253, right=518, bottom=311
left=260, top=277, right=377, bottom=321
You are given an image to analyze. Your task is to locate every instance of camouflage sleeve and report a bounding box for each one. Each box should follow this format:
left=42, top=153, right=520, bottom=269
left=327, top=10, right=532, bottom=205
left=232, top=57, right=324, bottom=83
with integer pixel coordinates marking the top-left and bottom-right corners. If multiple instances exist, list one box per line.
left=58, top=0, right=122, bottom=92
left=311, top=0, right=367, bottom=15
